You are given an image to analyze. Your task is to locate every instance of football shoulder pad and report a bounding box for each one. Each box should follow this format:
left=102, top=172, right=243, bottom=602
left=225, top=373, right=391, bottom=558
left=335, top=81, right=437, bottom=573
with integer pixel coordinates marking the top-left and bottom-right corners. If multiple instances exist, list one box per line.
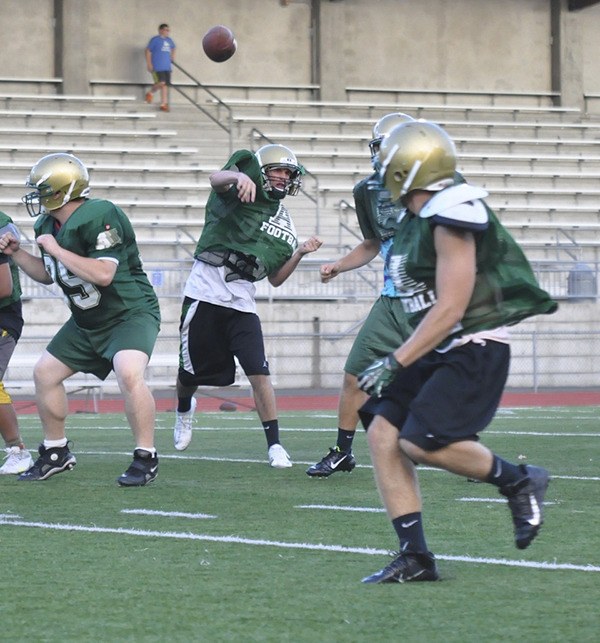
left=419, top=183, right=489, bottom=226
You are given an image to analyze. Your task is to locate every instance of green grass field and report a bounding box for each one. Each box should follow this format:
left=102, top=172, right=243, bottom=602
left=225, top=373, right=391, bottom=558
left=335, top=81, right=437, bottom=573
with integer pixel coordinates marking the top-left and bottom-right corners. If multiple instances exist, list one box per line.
left=1, top=405, right=599, bottom=642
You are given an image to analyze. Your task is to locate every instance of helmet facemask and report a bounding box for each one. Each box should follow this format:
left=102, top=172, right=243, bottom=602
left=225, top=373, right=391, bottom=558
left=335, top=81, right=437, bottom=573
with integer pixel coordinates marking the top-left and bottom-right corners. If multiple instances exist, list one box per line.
left=369, top=112, right=415, bottom=170
left=255, top=144, right=303, bottom=199
left=22, top=153, right=90, bottom=217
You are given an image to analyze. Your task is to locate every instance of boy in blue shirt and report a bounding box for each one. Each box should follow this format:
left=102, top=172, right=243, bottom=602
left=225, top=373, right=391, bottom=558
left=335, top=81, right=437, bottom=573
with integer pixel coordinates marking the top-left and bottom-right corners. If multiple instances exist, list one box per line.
left=145, top=24, right=176, bottom=112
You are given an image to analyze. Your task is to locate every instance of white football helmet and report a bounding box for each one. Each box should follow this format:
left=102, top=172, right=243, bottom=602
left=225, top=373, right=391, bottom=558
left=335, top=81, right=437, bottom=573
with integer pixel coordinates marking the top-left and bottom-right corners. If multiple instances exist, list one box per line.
left=378, top=121, right=456, bottom=202
left=22, top=153, right=90, bottom=217
left=254, top=144, right=303, bottom=199
left=369, top=112, right=415, bottom=162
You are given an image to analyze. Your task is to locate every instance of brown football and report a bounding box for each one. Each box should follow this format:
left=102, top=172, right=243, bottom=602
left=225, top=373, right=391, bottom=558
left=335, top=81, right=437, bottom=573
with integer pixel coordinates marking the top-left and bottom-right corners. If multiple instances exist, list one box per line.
left=202, top=25, right=237, bottom=63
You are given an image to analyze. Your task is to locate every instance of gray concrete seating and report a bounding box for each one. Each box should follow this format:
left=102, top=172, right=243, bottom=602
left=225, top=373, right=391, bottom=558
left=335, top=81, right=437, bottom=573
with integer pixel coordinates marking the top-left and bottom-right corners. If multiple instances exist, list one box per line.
left=214, top=97, right=580, bottom=122
left=316, top=180, right=600, bottom=202
left=0, top=196, right=205, bottom=216
left=0, top=77, right=63, bottom=92
left=289, top=149, right=600, bottom=168
left=0, top=142, right=197, bottom=155
left=0, top=93, right=136, bottom=111
left=0, top=108, right=156, bottom=122
left=90, top=79, right=320, bottom=100
left=251, top=129, right=600, bottom=150
left=0, top=126, right=177, bottom=139
left=0, top=160, right=212, bottom=176
left=344, top=86, right=561, bottom=107
left=237, top=113, right=600, bottom=137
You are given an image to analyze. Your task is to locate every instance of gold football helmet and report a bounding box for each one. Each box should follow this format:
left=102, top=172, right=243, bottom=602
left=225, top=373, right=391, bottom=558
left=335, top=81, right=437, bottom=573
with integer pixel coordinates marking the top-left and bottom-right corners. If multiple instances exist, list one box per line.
left=369, top=112, right=415, bottom=160
left=378, top=121, right=456, bottom=202
left=22, top=153, right=90, bottom=217
left=254, top=144, right=303, bottom=199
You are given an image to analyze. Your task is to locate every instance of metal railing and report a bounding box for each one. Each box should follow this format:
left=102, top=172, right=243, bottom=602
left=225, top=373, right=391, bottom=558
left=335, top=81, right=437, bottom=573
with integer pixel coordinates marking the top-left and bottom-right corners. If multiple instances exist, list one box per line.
left=171, top=61, right=233, bottom=154
left=16, top=257, right=599, bottom=303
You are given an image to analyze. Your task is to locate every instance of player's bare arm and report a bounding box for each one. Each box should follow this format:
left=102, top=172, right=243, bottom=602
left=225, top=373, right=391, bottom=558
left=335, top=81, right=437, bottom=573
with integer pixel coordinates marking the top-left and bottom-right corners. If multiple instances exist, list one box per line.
left=391, top=225, right=476, bottom=368
left=210, top=170, right=256, bottom=203
left=36, top=234, right=118, bottom=287
left=269, top=236, right=323, bottom=287
left=320, top=238, right=380, bottom=283
left=0, top=262, right=13, bottom=298
left=0, top=232, right=53, bottom=284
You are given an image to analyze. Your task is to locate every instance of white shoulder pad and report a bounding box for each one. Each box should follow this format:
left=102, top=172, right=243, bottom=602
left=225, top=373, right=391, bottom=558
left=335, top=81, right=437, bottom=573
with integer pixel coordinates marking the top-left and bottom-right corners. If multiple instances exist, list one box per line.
left=419, top=183, right=489, bottom=222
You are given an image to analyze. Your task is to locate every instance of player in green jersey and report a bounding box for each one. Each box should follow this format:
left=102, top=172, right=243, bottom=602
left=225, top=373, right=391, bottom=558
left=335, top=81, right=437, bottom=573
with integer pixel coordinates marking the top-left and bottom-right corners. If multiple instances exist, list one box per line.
left=307, top=113, right=414, bottom=477
left=0, top=153, right=161, bottom=487
left=173, top=144, right=322, bottom=468
left=0, top=213, right=33, bottom=475
left=356, top=121, right=557, bottom=583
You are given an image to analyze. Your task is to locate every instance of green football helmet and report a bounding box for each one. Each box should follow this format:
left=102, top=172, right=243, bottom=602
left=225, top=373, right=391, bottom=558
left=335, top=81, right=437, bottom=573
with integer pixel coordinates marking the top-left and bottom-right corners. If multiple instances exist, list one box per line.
left=22, top=153, right=90, bottom=217
left=254, top=144, right=303, bottom=199
left=378, top=121, right=456, bottom=202
left=369, top=112, right=415, bottom=161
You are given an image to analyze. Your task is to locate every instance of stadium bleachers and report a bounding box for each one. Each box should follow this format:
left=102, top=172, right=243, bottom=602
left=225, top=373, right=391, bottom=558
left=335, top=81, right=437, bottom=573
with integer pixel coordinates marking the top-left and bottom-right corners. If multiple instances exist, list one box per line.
left=1, top=86, right=599, bottom=390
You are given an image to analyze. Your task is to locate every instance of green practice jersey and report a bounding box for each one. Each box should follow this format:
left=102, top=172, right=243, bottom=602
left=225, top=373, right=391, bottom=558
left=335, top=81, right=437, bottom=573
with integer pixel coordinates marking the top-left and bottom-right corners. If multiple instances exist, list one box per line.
left=34, top=199, right=160, bottom=330
left=354, top=173, right=403, bottom=243
left=195, top=150, right=297, bottom=281
left=0, top=211, right=24, bottom=340
left=0, top=211, right=22, bottom=308
left=387, top=186, right=557, bottom=347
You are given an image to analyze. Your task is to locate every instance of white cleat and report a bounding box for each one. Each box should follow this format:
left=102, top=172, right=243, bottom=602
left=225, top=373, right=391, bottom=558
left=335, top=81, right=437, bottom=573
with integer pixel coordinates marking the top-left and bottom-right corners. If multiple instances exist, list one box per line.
left=268, top=443, right=292, bottom=468
left=0, top=446, right=34, bottom=475
left=173, top=397, right=197, bottom=451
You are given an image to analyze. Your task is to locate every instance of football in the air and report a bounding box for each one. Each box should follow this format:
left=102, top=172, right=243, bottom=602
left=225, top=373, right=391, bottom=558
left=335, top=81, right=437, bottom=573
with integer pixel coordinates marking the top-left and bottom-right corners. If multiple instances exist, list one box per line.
left=202, top=25, right=237, bottom=62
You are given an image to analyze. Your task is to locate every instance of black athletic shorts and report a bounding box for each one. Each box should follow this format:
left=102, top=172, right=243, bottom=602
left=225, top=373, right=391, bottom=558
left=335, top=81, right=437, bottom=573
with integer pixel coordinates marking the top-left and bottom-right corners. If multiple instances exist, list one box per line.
left=152, top=70, right=171, bottom=85
left=359, top=340, right=510, bottom=451
left=178, top=298, right=270, bottom=387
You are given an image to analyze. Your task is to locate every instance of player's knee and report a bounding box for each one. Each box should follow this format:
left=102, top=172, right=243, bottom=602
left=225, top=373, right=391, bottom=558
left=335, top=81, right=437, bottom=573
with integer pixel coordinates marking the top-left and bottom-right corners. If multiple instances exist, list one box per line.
left=399, top=437, right=430, bottom=463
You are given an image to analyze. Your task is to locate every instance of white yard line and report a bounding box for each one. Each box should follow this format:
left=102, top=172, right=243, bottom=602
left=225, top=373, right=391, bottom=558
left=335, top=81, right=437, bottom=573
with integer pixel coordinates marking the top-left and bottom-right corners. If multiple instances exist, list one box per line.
left=121, top=509, right=216, bottom=519
left=1, top=516, right=598, bottom=573
left=53, top=450, right=600, bottom=481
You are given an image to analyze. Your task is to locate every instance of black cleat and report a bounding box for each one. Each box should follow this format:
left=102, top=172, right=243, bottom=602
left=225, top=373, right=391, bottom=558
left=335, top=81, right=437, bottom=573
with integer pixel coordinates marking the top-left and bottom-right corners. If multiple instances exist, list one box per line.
left=500, top=464, right=550, bottom=549
left=362, top=551, right=440, bottom=584
left=18, top=443, right=76, bottom=481
left=117, top=449, right=158, bottom=487
left=306, top=447, right=356, bottom=477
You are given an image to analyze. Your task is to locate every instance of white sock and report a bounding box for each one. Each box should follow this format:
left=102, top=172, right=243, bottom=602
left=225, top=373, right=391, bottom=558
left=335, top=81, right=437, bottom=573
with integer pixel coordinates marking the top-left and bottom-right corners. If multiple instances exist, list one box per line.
left=44, top=438, right=68, bottom=449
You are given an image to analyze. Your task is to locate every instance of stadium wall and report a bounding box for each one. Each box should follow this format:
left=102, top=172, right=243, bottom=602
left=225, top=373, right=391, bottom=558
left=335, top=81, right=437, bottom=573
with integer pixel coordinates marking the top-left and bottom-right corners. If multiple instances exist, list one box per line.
left=2, top=0, right=600, bottom=105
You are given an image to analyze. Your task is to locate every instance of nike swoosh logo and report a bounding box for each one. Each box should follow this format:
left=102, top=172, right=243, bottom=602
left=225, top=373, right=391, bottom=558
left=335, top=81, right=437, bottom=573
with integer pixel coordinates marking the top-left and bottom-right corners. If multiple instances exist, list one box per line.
left=401, top=519, right=418, bottom=528
left=329, top=455, right=348, bottom=470
left=527, top=494, right=541, bottom=526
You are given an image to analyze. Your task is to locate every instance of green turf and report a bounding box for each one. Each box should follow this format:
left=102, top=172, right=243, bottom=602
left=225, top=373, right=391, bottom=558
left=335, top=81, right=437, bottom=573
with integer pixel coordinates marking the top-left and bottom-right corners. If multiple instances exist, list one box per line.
left=1, top=407, right=599, bottom=642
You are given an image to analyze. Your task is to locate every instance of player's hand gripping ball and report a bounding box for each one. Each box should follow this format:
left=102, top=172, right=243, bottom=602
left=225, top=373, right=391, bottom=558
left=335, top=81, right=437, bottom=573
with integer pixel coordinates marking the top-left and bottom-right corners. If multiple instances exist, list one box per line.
left=202, top=25, right=237, bottom=62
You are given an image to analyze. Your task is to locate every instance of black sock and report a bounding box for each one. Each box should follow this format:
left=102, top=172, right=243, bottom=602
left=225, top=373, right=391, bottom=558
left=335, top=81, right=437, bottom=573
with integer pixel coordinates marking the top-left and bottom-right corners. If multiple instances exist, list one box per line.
left=262, top=420, right=280, bottom=447
left=392, top=512, right=428, bottom=554
left=485, top=455, right=525, bottom=488
left=177, top=397, right=192, bottom=413
left=336, top=429, right=355, bottom=453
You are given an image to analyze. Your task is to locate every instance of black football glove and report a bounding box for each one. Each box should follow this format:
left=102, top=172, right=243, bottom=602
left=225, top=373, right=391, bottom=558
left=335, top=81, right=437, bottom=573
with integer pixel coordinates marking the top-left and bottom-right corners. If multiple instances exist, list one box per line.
left=357, top=353, right=402, bottom=397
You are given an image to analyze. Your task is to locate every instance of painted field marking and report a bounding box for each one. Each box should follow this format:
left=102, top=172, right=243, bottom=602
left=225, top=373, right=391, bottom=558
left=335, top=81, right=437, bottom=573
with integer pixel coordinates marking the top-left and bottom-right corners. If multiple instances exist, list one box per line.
left=121, top=509, right=217, bottom=519
left=296, top=500, right=557, bottom=510
left=457, top=497, right=557, bottom=505
left=296, top=504, right=384, bottom=513
left=69, top=451, right=600, bottom=481
left=1, top=516, right=598, bottom=573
